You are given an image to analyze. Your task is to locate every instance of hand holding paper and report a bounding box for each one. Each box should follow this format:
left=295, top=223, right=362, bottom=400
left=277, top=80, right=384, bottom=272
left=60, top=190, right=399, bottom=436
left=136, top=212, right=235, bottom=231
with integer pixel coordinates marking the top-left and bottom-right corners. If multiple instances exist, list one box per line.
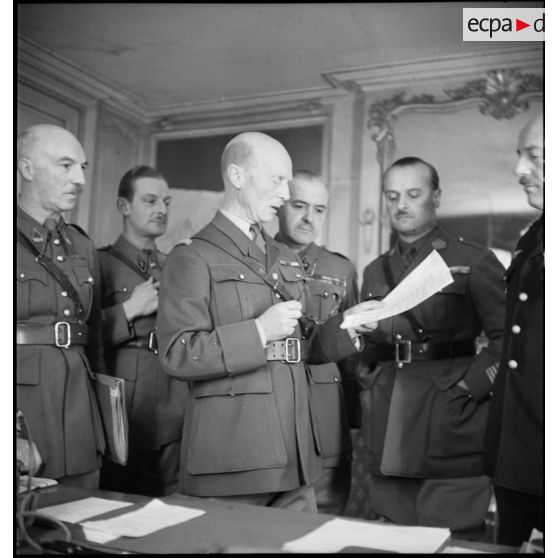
left=341, top=250, right=453, bottom=329
left=343, top=300, right=385, bottom=333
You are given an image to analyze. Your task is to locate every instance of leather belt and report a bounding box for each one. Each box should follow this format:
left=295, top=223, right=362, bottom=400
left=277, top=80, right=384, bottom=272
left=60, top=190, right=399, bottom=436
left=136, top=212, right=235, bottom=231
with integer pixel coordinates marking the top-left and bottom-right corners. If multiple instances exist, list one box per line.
left=265, top=338, right=308, bottom=364
left=121, top=331, right=158, bottom=353
left=16, top=322, right=89, bottom=349
left=372, top=338, right=476, bottom=367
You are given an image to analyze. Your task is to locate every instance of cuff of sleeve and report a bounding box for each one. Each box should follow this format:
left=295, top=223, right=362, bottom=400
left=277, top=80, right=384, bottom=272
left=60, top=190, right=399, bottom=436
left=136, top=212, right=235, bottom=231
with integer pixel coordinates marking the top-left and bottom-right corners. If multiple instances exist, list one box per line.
left=216, top=320, right=268, bottom=375
left=254, top=318, right=267, bottom=348
left=317, top=313, right=359, bottom=363
left=462, top=351, right=497, bottom=401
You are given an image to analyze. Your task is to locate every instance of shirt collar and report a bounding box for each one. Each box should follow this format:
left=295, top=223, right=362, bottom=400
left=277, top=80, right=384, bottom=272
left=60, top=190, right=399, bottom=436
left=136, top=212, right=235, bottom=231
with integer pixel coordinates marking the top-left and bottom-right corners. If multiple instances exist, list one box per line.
left=219, top=209, right=254, bottom=240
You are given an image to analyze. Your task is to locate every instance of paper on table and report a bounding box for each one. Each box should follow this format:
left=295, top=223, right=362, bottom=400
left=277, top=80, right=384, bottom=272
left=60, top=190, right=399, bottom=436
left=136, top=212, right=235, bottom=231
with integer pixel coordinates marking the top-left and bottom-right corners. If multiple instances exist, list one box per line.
left=81, top=499, right=205, bottom=544
left=39, top=497, right=134, bottom=523
left=282, top=517, right=450, bottom=554
left=341, top=249, right=453, bottom=329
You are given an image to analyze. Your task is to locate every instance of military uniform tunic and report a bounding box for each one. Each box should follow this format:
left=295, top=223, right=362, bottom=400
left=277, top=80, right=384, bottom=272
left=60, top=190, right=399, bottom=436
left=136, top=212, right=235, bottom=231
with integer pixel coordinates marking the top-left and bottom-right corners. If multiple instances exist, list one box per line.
left=156, top=211, right=358, bottom=497
left=16, top=206, right=105, bottom=479
left=484, top=215, right=543, bottom=496
left=98, top=236, right=186, bottom=453
left=360, top=226, right=505, bottom=479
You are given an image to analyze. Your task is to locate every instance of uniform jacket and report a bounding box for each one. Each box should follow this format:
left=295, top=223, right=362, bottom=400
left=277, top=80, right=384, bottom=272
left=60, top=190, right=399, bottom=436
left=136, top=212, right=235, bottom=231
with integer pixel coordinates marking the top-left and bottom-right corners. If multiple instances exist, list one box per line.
left=359, top=226, right=506, bottom=478
left=293, top=241, right=361, bottom=467
left=156, top=211, right=358, bottom=497
left=484, top=215, right=543, bottom=495
left=16, top=206, right=105, bottom=478
left=98, top=236, right=187, bottom=451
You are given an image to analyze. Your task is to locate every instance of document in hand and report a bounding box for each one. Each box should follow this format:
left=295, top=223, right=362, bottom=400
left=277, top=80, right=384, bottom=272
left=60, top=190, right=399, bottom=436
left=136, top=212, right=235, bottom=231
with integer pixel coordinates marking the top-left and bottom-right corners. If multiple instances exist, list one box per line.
left=341, top=249, right=453, bottom=329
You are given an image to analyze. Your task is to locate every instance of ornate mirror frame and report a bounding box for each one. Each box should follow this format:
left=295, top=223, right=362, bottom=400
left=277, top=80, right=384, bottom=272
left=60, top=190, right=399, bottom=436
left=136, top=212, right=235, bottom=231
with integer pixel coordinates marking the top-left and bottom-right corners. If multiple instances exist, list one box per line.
left=366, top=68, right=543, bottom=253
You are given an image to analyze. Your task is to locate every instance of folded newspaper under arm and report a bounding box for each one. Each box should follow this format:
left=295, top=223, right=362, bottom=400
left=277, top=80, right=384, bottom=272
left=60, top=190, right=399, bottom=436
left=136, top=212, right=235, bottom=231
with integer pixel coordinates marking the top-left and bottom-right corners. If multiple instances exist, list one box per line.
left=341, top=250, right=454, bottom=329
left=94, top=373, right=129, bottom=466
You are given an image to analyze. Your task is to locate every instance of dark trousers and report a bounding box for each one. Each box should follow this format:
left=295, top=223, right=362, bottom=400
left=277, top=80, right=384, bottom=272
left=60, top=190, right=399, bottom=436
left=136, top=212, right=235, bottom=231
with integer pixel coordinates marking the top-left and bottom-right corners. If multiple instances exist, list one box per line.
left=494, top=484, right=544, bottom=547
left=313, top=461, right=352, bottom=516
left=368, top=474, right=491, bottom=534
left=100, top=439, right=180, bottom=497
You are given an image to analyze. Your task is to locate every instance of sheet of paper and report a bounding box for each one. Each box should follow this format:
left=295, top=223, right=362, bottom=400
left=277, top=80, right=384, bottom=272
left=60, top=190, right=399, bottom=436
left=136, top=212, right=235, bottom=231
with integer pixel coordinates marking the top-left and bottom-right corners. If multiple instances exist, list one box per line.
left=81, top=499, right=206, bottom=544
left=441, top=546, right=491, bottom=553
left=282, top=517, right=450, bottom=554
left=39, top=497, right=134, bottom=523
left=341, top=249, right=453, bottom=329
left=18, top=476, right=57, bottom=493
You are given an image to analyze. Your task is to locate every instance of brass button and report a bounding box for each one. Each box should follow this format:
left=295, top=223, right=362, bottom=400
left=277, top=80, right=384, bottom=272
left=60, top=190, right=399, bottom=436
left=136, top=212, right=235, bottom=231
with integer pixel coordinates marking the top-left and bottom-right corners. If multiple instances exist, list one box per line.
left=19, top=273, right=26, bottom=279
left=192, top=355, right=200, bottom=361
left=518, top=292, right=528, bottom=302
left=63, top=309, right=71, bottom=316
left=271, top=272, right=279, bottom=280
left=56, top=255, right=64, bottom=262
left=275, top=293, right=281, bottom=299
left=61, top=291, right=68, bottom=297
left=239, top=273, right=245, bottom=280
left=53, top=238, right=61, bottom=245
left=508, top=360, right=518, bottom=370
left=88, top=276, right=94, bottom=283
left=180, top=338, right=186, bottom=345
left=395, top=334, right=402, bottom=340
left=296, top=273, right=301, bottom=278
left=511, top=325, right=521, bottom=334
left=123, top=287, right=128, bottom=292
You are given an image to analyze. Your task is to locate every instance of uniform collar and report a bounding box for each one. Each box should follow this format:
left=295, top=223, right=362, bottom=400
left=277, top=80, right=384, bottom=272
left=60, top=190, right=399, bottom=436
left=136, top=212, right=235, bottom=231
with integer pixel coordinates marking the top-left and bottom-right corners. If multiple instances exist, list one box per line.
left=17, top=205, right=68, bottom=249
left=114, top=235, right=161, bottom=273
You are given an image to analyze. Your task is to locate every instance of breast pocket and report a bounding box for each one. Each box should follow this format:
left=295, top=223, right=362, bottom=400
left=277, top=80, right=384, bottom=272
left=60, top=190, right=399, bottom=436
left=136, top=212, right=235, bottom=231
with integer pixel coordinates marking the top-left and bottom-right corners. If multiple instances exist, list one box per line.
left=17, top=260, right=49, bottom=319
left=431, top=274, right=468, bottom=326
left=209, top=263, right=268, bottom=323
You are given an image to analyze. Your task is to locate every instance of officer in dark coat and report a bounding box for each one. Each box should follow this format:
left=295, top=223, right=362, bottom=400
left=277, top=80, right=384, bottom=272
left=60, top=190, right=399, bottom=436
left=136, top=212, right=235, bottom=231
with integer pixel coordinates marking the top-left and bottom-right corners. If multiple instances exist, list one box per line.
left=156, top=132, right=381, bottom=511
left=16, top=124, right=105, bottom=489
left=359, top=157, right=505, bottom=536
left=484, top=113, right=544, bottom=546
left=98, top=166, right=186, bottom=496
left=275, top=170, right=360, bottom=515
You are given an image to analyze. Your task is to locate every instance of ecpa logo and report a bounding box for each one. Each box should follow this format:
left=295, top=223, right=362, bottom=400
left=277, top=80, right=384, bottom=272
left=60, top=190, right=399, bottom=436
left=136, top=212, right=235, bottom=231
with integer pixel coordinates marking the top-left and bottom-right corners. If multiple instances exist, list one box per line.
left=463, top=8, right=544, bottom=41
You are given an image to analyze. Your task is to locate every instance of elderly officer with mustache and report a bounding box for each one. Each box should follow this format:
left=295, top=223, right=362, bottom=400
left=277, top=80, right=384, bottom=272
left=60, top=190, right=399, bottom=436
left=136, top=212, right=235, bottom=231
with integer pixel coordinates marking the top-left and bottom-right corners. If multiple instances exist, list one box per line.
left=98, top=166, right=186, bottom=496
left=358, top=156, right=506, bottom=538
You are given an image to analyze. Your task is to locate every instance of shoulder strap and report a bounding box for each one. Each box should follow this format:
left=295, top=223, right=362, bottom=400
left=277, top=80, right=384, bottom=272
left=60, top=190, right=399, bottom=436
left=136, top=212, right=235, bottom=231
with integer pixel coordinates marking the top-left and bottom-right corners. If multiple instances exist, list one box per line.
left=17, top=228, right=85, bottom=323
left=381, top=252, right=430, bottom=341
left=103, top=245, right=151, bottom=281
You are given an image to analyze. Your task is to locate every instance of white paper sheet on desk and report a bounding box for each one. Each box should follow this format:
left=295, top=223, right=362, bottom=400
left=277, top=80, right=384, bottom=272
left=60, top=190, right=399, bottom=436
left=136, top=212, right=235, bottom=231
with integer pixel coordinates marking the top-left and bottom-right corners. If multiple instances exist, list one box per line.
left=39, top=497, right=134, bottom=523
left=81, top=499, right=206, bottom=544
left=282, top=518, right=450, bottom=553
left=341, top=249, right=453, bottom=329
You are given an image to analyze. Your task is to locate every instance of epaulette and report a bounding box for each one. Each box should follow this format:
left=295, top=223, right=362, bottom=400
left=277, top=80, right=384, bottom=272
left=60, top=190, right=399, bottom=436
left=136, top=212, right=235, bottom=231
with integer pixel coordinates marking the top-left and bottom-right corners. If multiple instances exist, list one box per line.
left=455, top=236, right=485, bottom=252
left=175, top=237, right=192, bottom=246
left=321, top=245, right=350, bottom=261
left=67, top=223, right=91, bottom=239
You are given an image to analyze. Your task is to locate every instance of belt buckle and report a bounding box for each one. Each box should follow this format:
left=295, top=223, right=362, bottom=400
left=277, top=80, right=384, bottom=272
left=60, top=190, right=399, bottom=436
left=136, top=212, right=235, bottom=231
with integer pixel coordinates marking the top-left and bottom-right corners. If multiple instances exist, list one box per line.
left=55, top=321, right=71, bottom=349
left=395, top=338, right=411, bottom=367
left=285, top=338, right=301, bottom=364
left=148, top=330, right=158, bottom=354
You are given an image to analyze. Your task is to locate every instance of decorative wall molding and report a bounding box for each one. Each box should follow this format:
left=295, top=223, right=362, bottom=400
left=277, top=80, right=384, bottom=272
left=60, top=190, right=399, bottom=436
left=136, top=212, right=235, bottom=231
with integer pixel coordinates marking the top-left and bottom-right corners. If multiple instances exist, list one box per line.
left=324, top=46, right=542, bottom=93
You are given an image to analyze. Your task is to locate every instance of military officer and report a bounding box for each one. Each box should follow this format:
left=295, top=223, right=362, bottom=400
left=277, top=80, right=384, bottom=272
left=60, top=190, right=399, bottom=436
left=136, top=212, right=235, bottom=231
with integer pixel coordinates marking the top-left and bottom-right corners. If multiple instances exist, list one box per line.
left=16, top=124, right=105, bottom=489
left=156, top=131, right=381, bottom=511
left=484, top=113, right=544, bottom=546
left=276, top=170, right=360, bottom=515
left=359, top=156, right=506, bottom=537
left=98, top=166, right=186, bottom=496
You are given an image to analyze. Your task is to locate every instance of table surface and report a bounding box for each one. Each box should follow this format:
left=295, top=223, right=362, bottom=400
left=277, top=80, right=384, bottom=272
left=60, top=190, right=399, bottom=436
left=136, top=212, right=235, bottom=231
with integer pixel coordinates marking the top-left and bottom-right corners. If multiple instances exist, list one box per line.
left=16, top=485, right=518, bottom=554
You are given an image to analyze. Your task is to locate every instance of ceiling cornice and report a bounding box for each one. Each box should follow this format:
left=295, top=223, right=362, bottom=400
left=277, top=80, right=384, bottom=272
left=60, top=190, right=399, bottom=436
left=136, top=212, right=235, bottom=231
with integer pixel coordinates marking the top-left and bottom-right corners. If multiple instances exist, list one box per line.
left=324, top=46, right=543, bottom=92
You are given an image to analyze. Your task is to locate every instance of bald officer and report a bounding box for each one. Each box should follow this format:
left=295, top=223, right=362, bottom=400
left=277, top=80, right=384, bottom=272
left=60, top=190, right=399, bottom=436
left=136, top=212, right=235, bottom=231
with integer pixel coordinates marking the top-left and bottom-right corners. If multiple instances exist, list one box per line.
left=16, top=124, right=105, bottom=488
left=484, top=113, right=544, bottom=546
left=156, top=132, right=381, bottom=511
left=98, top=166, right=186, bottom=496
left=359, top=156, right=506, bottom=537
left=276, top=170, right=360, bottom=515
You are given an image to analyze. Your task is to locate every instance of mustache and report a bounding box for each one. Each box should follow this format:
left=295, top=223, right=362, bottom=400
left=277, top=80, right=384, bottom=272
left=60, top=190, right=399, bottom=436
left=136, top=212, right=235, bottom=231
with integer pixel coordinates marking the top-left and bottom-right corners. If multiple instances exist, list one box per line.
left=395, top=211, right=411, bottom=217
left=67, top=186, right=83, bottom=195
left=519, top=177, right=534, bottom=187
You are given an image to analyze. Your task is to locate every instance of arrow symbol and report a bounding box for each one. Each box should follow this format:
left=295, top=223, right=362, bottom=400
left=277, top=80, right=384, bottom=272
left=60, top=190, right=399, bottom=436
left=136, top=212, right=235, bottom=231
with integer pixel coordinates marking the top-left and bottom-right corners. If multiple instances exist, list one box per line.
left=516, top=18, right=530, bottom=31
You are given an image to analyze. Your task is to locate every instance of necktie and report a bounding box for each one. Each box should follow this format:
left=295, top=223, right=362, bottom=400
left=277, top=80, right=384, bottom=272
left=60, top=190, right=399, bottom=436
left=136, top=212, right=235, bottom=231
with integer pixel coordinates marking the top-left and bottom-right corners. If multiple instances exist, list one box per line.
left=249, top=224, right=266, bottom=254
left=401, top=245, right=417, bottom=268
left=43, top=218, right=59, bottom=254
